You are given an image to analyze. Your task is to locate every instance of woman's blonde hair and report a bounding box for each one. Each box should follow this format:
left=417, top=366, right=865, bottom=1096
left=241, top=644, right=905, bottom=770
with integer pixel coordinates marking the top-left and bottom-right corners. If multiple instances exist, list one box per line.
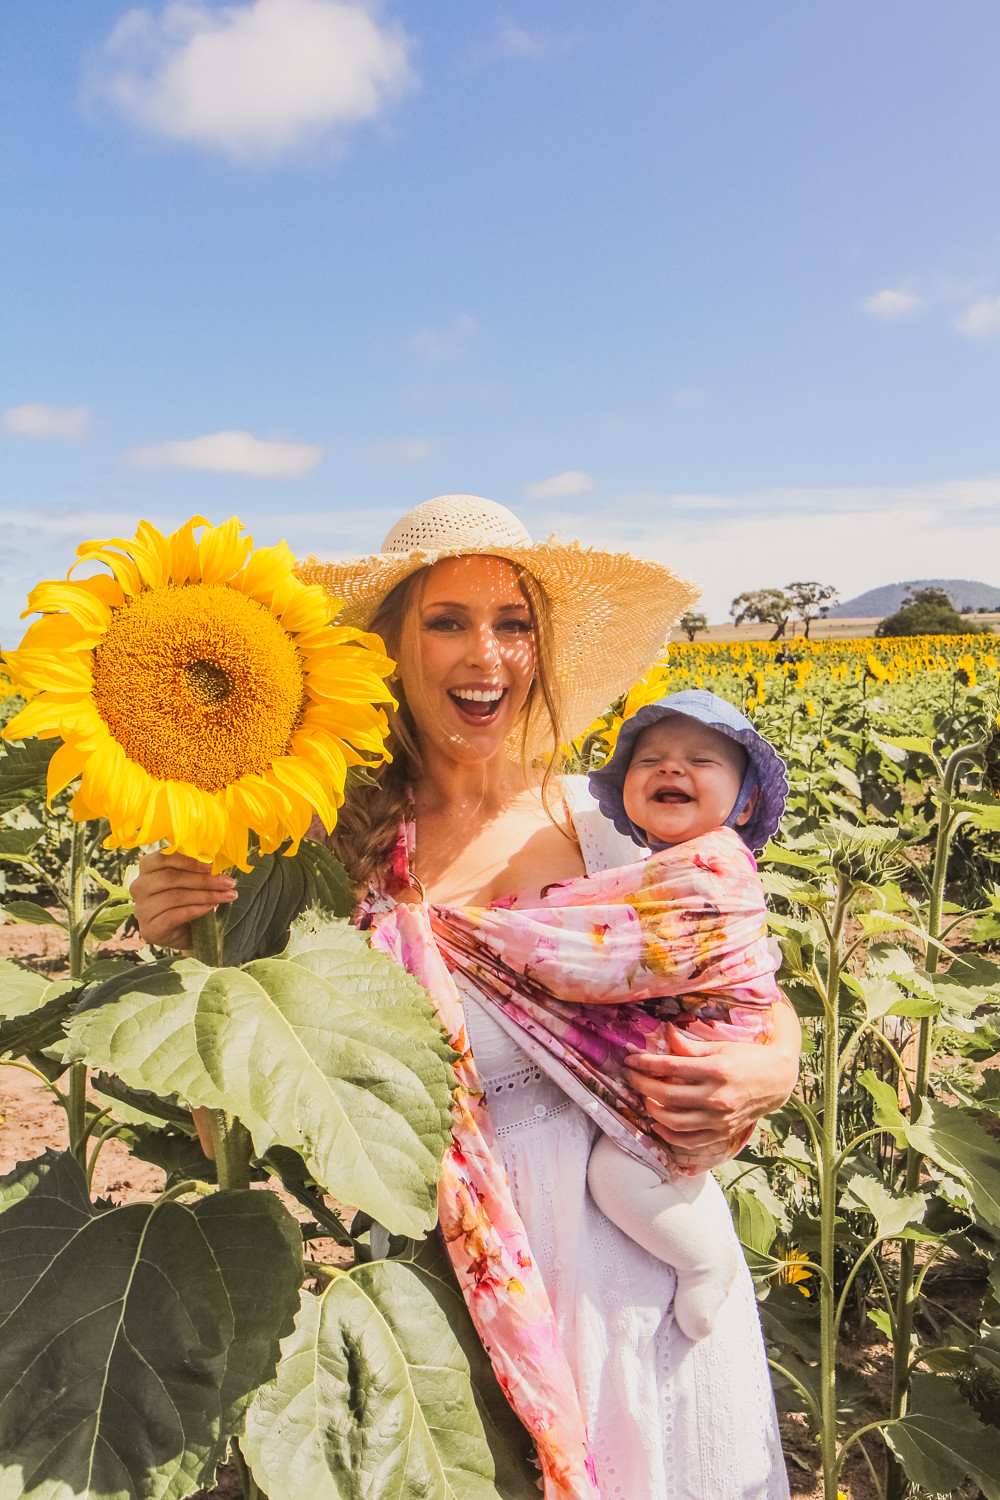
left=329, top=559, right=565, bottom=891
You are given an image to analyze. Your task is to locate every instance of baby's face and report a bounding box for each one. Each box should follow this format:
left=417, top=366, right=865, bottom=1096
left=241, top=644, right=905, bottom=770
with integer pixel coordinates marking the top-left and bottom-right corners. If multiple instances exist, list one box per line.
left=622, top=716, right=749, bottom=847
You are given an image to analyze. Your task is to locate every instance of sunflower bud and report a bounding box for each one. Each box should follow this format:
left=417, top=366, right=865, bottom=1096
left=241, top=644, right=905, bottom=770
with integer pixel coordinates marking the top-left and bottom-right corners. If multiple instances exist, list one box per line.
left=817, top=820, right=906, bottom=885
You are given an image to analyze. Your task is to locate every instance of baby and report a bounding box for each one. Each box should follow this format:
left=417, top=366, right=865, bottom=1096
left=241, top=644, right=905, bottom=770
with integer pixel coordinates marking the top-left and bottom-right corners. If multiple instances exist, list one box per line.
left=585, top=689, right=788, bottom=1342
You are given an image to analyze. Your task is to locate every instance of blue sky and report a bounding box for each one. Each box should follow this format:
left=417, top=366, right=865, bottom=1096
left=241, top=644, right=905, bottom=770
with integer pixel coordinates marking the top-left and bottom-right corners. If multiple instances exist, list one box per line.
left=3, top=0, right=1000, bottom=643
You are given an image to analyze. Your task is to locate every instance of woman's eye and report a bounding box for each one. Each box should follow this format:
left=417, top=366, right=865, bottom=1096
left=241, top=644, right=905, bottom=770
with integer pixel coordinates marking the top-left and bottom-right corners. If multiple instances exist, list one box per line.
left=424, top=615, right=463, bottom=632
left=497, top=617, right=533, bottom=634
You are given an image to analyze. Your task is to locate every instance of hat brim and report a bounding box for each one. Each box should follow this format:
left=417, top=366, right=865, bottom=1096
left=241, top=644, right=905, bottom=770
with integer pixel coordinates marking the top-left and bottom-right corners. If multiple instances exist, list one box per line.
left=296, top=538, right=701, bottom=754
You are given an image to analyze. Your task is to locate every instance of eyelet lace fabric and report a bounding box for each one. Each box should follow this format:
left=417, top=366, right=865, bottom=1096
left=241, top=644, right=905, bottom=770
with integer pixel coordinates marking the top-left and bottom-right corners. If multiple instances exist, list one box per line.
left=459, top=778, right=790, bottom=1500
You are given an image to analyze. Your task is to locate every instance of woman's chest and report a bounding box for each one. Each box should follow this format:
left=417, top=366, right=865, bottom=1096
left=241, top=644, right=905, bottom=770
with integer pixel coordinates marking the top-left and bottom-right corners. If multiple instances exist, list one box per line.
left=417, top=797, right=586, bottom=907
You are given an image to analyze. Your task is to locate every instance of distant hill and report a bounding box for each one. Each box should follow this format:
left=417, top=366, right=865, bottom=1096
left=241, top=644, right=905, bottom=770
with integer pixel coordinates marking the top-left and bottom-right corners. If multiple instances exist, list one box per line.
left=828, top=579, right=1000, bottom=619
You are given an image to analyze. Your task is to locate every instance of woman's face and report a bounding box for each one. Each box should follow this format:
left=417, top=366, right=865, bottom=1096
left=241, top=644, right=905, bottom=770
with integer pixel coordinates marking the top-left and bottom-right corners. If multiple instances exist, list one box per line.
left=397, top=555, right=537, bottom=764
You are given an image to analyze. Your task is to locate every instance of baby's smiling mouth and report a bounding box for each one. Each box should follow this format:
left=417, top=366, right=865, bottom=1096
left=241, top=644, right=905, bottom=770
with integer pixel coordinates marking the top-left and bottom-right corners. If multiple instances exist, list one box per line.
left=652, top=788, right=692, bottom=804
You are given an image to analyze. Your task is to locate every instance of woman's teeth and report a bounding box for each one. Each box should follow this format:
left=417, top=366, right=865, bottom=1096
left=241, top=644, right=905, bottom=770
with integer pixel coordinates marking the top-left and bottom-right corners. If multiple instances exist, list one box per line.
left=452, top=688, right=503, bottom=702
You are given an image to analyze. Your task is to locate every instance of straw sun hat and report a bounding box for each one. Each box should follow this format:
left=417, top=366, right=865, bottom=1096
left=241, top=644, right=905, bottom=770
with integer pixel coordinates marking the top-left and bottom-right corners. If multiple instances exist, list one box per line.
left=296, top=494, right=701, bottom=749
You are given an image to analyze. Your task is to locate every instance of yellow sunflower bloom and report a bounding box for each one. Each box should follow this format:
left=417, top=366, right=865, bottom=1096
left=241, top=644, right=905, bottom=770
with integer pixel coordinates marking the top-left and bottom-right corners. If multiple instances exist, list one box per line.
left=2, top=516, right=395, bottom=871
left=779, top=1246, right=814, bottom=1296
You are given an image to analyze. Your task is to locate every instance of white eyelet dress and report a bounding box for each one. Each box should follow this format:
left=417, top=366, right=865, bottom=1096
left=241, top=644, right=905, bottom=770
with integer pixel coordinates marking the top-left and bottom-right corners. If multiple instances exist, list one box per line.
left=461, top=777, right=790, bottom=1500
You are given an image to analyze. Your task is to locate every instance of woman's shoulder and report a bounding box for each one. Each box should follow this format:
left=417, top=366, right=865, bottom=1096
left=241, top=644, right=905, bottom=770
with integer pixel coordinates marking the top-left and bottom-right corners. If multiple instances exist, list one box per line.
left=558, top=774, right=648, bottom=876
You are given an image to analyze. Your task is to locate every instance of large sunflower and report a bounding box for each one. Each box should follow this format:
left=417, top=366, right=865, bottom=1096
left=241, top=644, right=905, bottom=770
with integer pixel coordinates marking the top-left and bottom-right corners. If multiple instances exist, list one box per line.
left=2, top=516, right=395, bottom=870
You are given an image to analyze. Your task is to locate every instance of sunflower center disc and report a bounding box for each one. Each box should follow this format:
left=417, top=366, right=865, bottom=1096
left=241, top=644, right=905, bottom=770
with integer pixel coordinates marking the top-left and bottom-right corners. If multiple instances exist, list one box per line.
left=92, top=582, right=307, bottom=792
left=185, top=659, right=232, bottom=705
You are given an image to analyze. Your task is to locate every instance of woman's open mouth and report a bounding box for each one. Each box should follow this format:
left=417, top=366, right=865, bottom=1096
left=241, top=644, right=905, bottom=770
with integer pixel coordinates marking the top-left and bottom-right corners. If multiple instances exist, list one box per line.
left=448, top=686, right=507, bottom=724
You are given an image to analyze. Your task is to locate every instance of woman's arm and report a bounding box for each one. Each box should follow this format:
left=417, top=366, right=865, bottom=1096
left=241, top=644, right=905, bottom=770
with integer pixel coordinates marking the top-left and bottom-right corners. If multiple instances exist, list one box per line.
left=130, top=850, right=237, bottom=950
left=622, top=996, right=801, bottom=1165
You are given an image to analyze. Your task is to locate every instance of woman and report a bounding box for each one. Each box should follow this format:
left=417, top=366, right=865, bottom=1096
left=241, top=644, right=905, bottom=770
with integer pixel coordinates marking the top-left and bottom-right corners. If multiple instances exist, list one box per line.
left=132, top=495, right=798, bottom=1499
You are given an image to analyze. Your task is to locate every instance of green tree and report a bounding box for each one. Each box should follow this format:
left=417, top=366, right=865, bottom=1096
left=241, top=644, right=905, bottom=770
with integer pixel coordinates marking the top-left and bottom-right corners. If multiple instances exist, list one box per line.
left=785, top=582, right=838, bottom=639
left=678, top=609, right=709, bottom=642
left=730, top=588, right=794, bottom=640
left=875, top=585, right=987, bottom=638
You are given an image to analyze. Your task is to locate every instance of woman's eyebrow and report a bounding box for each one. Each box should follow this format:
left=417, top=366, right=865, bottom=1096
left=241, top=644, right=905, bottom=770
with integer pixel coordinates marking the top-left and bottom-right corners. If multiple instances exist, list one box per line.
left=422, top=599, right=529, bottom=612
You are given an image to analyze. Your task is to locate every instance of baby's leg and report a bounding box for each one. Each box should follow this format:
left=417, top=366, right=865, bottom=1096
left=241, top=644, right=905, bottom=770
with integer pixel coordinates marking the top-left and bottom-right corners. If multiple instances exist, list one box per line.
left=587, top=1132, right=737, bottom=1342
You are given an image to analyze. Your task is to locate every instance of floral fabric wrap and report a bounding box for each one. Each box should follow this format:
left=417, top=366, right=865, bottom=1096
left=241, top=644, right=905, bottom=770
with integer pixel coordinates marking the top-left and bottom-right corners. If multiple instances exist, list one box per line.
left=365, top=822, right=778, bottom=1499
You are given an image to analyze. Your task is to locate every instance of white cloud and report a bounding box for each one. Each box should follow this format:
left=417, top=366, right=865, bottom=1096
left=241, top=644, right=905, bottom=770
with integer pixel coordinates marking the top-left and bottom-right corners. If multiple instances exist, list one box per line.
left=541, top=479, right=1000, bottom=620
left=358, top=437, right=435, bottom=464
left=954, top=296, right=1000, bottom=340
left=3, top=404, right=91, bottom=439
left=88, top=0, right=416, bottom=161
left=862, top=287, right=923, bottom=320
left=123, top=430, right=324, bottom=476
left=408, top=315, right=477, bottom=363
left=495, top=23, right=549, bottom=60
left=467, top=19, right=575, bottom=66
left=524, top=470, right=598, bottom=500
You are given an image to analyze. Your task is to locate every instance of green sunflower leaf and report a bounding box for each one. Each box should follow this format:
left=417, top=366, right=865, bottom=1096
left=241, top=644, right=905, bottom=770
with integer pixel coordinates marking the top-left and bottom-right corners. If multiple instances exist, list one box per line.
left=2, top=899, right=67, bottom=929
left=0, top=1149, right=302, bottom=1500
left=0, top=827, right=43, bottom=859
left=884, top=1372, right=1000, bottom=1499
left=86, top=900, right=134, bottom=942
left=67, top=912, right=456, bottom=1237
left=220, top=836, right=356, bottom=965
left=0, top=957, right=79, bottom=1057
left=243, top=1237, right=540, bottom=1500
left=0, top=736, right=57, bottom=815
left=904, top=1100, right=1000, bottom=1230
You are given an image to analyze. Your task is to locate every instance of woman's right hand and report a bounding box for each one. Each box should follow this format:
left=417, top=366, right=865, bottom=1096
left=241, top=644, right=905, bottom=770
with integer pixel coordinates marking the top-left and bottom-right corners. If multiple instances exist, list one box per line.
left=130, top=850, right=237, bottom=950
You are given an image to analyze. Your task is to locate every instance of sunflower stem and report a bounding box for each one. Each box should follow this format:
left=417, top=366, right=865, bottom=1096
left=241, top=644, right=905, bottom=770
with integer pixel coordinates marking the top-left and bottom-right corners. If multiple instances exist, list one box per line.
left=191, top=908, right=225, bottom=967
left=189, top=907, right=251, bottom=1189
left=66, top=820, right=89, bottom=1167
left=208, top=1112, right=253, bottom=1192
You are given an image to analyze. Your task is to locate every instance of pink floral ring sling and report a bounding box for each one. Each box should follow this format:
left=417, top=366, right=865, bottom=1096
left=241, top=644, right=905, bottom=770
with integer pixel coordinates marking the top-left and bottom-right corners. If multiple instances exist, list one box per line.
left=365, top=822, right=779, bottom=1500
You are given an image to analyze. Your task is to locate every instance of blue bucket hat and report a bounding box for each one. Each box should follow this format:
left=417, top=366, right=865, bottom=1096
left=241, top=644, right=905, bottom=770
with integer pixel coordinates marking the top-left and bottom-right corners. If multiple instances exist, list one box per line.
left=588, top=689, right=788, bottom=855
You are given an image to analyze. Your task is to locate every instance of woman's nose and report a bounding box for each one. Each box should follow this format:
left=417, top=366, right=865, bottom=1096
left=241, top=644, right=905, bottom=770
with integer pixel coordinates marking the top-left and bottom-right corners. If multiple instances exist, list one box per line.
left=468, top=625, right=503, bottom=669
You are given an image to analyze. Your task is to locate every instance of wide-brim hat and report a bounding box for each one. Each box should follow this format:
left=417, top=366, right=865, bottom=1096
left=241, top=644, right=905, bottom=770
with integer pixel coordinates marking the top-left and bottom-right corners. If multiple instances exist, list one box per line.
left=296, top=495, right=701, bottom=753
left=588, top=688, right=789, bottom=853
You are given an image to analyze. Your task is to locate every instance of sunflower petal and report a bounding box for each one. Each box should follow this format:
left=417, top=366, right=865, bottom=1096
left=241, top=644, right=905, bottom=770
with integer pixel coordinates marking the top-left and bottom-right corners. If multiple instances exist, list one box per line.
left=47, top=741, right=86, bottom=801
left=69, top=540, right=143, bottom=596
left=233, top=541, right=298, bottom=605
left=22, top=581, right=115, bottom=632
left=127, top=520, right=173, bottom=589
left=198, top=517, right=252, bottom=585
left=166, top=515, right=209, bottom=583
left=277, top=580, right=335, bottom=635
left=3, top=649, right=93, bottom=694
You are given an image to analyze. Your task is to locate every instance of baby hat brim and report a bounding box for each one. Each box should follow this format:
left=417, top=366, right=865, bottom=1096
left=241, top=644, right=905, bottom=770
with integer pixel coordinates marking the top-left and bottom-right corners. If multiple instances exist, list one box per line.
left=587, top=689, right=789, bottom=854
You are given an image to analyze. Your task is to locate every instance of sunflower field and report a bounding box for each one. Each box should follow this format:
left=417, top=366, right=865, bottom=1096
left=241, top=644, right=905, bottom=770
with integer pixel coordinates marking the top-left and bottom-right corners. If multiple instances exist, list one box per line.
left=4, top=584, right=1000, bottom=1500
left=568, top=631, right=1000, bottom=1500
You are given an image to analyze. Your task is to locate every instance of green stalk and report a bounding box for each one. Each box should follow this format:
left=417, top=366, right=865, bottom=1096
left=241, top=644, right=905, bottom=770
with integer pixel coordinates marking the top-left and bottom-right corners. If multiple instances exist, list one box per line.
left=66, top=820, right=89, bottom=1166
left=190, top=906, right=252, bottom=1192
left=885, top=741, right=982, bottom=1500
left=191, top=908, right=225, bottom=967
left=819, top=869, right=850, bottom=1500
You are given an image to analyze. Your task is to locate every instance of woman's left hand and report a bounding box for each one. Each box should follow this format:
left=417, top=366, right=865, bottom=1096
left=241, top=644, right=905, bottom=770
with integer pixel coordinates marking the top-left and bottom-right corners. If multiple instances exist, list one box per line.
left=622, top=999, right=801, bottom=1164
